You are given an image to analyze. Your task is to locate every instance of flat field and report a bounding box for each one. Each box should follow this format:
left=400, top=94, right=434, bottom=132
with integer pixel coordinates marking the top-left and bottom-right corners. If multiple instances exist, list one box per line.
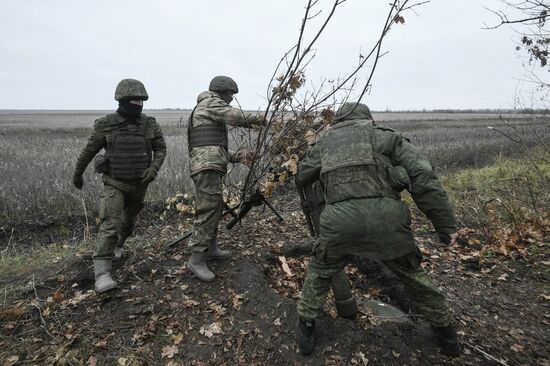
left=0, top=110, right=547, bottom=226
left=0, top=110, right=548, bottom=365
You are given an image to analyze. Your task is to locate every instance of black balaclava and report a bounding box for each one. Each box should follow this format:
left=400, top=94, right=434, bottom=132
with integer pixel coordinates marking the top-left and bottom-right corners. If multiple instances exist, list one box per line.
left=117, top=99, right=143, bottom=119
left=219, top=92, right=234, bottom=104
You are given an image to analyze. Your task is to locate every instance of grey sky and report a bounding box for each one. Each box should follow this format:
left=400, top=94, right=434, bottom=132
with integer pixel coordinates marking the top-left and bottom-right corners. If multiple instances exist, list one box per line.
left=0, top=0, right=535, bottom=110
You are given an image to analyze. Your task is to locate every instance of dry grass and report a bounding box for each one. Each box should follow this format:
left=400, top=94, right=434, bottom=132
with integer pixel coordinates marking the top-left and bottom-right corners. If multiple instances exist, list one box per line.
left=0, top=110, right=548, bottom=227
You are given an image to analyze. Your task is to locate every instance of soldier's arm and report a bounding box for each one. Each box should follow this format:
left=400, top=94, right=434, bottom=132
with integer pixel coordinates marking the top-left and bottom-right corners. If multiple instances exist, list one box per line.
left=296, top=144, right=322, bottom=187
left=391, top=136, right=457, bottom=235
left=74, top=120, right=106, bottom=176
left=149, top=118, right=167, bottom=172
left=208, top=98, right=259, bottom=128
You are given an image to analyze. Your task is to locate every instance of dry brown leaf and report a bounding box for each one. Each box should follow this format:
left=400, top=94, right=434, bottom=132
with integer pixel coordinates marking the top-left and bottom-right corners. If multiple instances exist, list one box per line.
left=304, top=130, right=316, bottom=145
left=510, top=344, right=525, bottom=352
left=4, top=356, right=19, bottom=366
left=162, top=345, right=179, bottom=359
left=52, top=289, right=64, bottom=302
left=87, top=356, right=98, bottom=366
left=282, top=156, right=299, bottom=175
left=233, top=294, right=245, bottom=310
left=278, top=256, right=293, bottom=276
left=0, top=306, right=27, bottom=321
left=172, top=333, right=184, bottom=345
left=117, top=357, right=128, bottom=365
left=200, top=322, right=223, bottom=338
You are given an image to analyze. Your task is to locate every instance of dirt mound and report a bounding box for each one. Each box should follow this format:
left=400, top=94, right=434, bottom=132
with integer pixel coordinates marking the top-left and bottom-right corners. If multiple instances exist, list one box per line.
left=1, top=204, right=548, bottom=365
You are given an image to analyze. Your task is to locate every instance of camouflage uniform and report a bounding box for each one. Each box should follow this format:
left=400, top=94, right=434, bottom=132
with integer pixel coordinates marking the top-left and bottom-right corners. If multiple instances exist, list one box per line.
left=75, top=113, right=166, bottom=259
left=188, top=90, right=258, bottom=253
left=73, top=78, right=166, bottom=293
left=296, top=103, right=456, bottom=327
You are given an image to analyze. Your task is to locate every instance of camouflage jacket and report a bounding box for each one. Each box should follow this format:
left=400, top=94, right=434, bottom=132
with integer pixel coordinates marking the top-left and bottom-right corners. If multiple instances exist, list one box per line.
left=74, top=112, right=166, bottom=186
left=296, top=107, right=457, bottom=260
left=189, top=91, right=257, bottom=176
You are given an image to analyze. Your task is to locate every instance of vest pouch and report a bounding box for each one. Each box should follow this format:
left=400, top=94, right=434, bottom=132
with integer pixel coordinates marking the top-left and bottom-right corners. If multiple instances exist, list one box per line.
left=323, top=165, right=384, bottom=204
left=387, top=166, right=410, bottom=192
left=93, top=154, right=109, bottom=174
left=109, top=133, right=149, bottom=181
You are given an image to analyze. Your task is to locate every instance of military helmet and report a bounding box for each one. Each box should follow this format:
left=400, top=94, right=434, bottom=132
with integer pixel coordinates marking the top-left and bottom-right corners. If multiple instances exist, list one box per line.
left=114, top=78, right=149, bottom=101
left=209, top=76, right=239, bottom=94
left=335, top=102, right=372, bottom=122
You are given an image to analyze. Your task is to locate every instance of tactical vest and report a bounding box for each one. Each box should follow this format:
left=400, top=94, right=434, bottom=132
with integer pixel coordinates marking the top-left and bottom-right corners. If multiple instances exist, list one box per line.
left=105, top=113, right=152, bottom=181
left=318, top=120, right=399, bottom=204
left=187, top=103, right=229, bottom=151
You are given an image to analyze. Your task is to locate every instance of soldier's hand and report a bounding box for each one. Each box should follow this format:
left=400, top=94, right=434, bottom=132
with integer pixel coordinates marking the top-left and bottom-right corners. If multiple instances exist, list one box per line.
left=140, top=167, right=157, bottom=184
left=234, top=150, right=255, bottom=166
left=72, top=174, right=84, bottom=190
left=245, top=115, right=265, bottom=129
left=438, top=232, right=458, bottom=246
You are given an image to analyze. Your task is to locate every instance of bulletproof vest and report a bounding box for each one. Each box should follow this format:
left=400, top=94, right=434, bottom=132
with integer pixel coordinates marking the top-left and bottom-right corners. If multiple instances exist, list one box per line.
left=105, top=113, right=151, bottom=181
left=318, top=120, right=398, bottom=204
left=187, top=104, right=228, bottom=151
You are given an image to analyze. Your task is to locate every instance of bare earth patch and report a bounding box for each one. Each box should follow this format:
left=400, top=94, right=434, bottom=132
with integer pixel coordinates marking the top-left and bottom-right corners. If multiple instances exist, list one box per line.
left=1, top=195, right=548, bottom=365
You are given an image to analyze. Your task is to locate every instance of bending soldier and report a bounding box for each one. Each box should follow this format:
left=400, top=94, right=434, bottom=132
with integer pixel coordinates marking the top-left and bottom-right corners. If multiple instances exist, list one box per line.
left=72, top=78, right=166, bottom=293
left=295, top=102, right=461, bottom=357
left=186, top=76, right=261, bottom=282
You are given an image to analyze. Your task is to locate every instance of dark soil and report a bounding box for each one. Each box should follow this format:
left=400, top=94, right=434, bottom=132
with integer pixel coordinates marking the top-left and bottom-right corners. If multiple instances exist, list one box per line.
left=0, top=197, right=549, bottom=365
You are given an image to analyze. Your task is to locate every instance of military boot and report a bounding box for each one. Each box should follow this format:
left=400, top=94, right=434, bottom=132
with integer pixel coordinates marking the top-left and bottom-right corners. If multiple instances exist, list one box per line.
left=207, top=240, right=232, bottom=261
left=186, top=252, right=215, bottom=282
left=433, top=324, right=462, bottom=357
left=335, top=296, right=358, bottom=320
left=297, top=317, right=315, bottom=356
left=93, top=259, right=118, bottom=293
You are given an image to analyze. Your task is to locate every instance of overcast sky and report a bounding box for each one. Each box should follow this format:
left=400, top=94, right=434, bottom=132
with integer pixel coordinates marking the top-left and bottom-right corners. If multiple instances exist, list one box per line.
left=0, top=0, right=538, bottom=110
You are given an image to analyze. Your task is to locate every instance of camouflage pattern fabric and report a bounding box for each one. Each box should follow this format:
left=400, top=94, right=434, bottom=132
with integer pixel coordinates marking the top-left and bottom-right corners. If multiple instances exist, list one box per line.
left=297, top=246, right=452, bottom=327
left=187, top=170, right=224, bottom=253
left=114, top=78, right=149, bottom=101
left=74, top=112, right=166, bottom=260
left=296, top=102, right=456, bottom=327
left=189, top=91, right=258, bottom=176
left=94, top=179, right=147, bottom=259
left=74, top=113, right=166, bottom=178
left=296, top=106, right=456, bottom=260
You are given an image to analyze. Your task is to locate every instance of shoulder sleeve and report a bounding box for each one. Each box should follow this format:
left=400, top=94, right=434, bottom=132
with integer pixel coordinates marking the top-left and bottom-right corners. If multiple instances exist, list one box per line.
left=391, top=137, right=457, bottom=234
left=148, top=117, right=167, bottom=172
left=296, top=143, right=322, bottom=187
left=206, top=98, right=258, bottom=127
left=73, top=118, right=107, bottom=175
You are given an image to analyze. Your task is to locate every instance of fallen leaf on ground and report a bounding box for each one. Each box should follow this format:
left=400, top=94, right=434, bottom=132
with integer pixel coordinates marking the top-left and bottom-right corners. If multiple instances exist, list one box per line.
left=172, top=333, right=184, bottom=345
left=278, top=256, right=293, bottom=276
left=199, top=322, right=223, bottom=338
left=510, top=344, right=525, bottom=352
left=4, top=356, right=19, bottom=366
left=162, top=345, right=179, bottom=359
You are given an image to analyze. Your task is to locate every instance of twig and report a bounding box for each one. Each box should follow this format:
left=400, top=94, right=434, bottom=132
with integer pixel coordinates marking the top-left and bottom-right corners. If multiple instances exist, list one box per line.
left=31, top=274, right=57, bottom=341
left=81, top=197, right=90, bottom=244
left=464, top=341, right=510, bottom=366
left=8, top=227, right=15, bottom=253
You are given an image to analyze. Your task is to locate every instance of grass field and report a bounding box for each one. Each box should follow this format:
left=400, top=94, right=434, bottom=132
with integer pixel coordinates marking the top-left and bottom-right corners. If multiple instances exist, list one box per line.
left=0, top=110, right=548, bottom=227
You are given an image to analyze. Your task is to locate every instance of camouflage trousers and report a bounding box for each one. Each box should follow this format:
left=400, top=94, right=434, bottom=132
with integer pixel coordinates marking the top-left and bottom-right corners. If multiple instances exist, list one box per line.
left=94, top=182, right=147, bottom=260
left=298, top=247, right=453, bottom=327
left=188, top=170, right=223, bottom=253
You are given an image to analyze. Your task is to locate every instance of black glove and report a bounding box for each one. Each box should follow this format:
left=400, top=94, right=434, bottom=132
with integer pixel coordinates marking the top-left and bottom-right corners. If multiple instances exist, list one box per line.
left=140, top=167, right=157, bottom=184
left=73, top=174, right=84, bottom=190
